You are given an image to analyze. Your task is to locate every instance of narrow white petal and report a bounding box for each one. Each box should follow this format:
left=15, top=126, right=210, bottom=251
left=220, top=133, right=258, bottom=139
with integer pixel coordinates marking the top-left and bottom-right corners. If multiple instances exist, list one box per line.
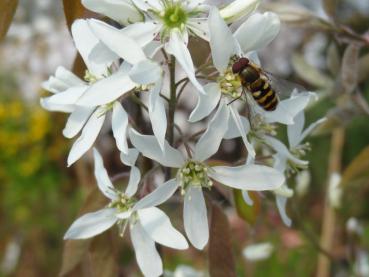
left=129, top=129, right=185, bottom=168
left=138, top=207, right=188, bottom=249
left=125, top=166, right=141, bottom=197
left=88, top=19, right=146, bottom=64
left=209, top=7, right=238, bottom=72
left=121, top=21, right=161, bottom=47
left=40, top=97, right=75, bottom=113
left=67, top=108, right=105, bottom=166
left=184, top=187, right=209, bottom=250
left=120, top=148, right=139, bottom=167
left=82, top=0, right=144, bottom=25
left=224, top=114, right=250, bottom=139
left=93, top=148, right=117, bottom=200
left=220, top=0, right=260, bottom=23
left=263, top=92, right=311, bottom=125
left=235, top=12, right=280, bottom=53
left=72, top=20, right=114, bottom=76
left=47, top=85, right=88, bottom=105
left=131, top=0, right=162, bottom=11
left=64, top=208, right=117, bottom=239
left=189, top=82, right=221, bottom=122
left=63, top=106, right=95, bottom=139
left=88, top=41, right=118, bottom=67
left=287, top=111, right=305, bottom=149
left=194, top=101, right=229, bottom=161
left=77, top=71, right=136, bottom=106
left=133, top=179, right=179, bottom=210
left=149, top=91, right=167, bottom=151
left=112, top=102, right=129, bottom=153
left=187, top=18, right=210, bottom=41
left=165, top=30, right=205, bottom=94
left=130, top=221, right=163, bottom=277
left=209, top=164, right=285, bottom=191
left=129, top=59, right=162, bottom=85
left=276, top=195, right=292, bottom=227
left=229, top=106, right=255, bottom=158
left=298, top=117, right=326, bottom=147
left=242, top=190, right=254, bottom=206
left=54, top=66, right=85, bottom=87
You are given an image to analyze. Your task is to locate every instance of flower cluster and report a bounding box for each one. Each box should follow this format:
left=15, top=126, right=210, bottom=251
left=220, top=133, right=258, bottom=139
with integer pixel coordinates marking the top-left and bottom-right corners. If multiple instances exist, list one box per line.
left=41, top=0, right=325, bottom=275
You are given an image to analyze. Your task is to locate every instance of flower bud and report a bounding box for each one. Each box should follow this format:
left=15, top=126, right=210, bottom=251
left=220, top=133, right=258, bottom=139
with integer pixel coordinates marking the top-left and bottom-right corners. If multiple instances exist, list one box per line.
left=220, top=0, right=260, bottom=23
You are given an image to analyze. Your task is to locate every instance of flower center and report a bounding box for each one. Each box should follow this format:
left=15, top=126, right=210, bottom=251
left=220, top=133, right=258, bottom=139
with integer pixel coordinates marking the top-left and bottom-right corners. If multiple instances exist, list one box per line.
left=162, top=4, right=188, bottom=29
left=178, top=160, right=212, bottom=194
left=84, top=70, right=100, bottom=84
left=217, top=68, right=243, bottom=100
left=108, top=192, right=135, bottom=213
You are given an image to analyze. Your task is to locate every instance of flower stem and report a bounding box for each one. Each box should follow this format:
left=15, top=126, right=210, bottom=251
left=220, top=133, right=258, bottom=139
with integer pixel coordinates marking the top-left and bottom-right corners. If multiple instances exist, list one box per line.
left=167, top=55, right=177, bottom=146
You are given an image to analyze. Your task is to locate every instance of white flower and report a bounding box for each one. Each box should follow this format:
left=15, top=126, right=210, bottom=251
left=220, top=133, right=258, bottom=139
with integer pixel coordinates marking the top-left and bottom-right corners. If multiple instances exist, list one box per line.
left=243, top=242, right=274, bottom=261
left=64, top=149, right=188, bottom=277
left=129, top=122, right=284, bottom=249
left=328, top=172, right=342, bottom=209
left=41, top=19, right=164, bottom=165
left=220, top=0, right=260, bottom=23
left=164, top=265, right=204, bottom=277
left=264, top=111, right=326, bottom=226
left=85, top=0, right=212, bottom=94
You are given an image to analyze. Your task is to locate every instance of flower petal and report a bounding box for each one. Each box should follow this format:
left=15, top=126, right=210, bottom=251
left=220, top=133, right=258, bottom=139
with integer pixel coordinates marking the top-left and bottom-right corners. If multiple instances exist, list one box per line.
left=224, top=113, right=250, bottom=139
left=130, top=220, right=163, bottom=277
left=133, top=179, right=179, bottom=210
left=276, top=195, right=292, bottom=227
left=165, top=30, right=205, bottom=94
left=184, top=187, right=209, bottom=250
left=149, top=81, right=167, bottom=151
left=131, top=0, right=162, bottom=11
left=287, top=111, right=305, bottom=149
left=63, top=106, right=95, bottom=138
left=138, top=207, right=188, bottom=249
left=82, top=0, right=143, bottom=25
left=72, top=19, right=114, bottom=76
left=187, top=18, right=210, bottom=41
left=77, top=70, right=136, bottom=106
left=120, top=148, right=139, bottom=166
left=121, top=21, right=162, bottom=47
left=209, top=7, right=238, bottom=73
left=120, top=148, right=141, bottom=197
left=64, top=208, right=117, bottom=239
left=194, top=100, right=229, bottom=161
left=189, top=82, right=221, bottom=122
left=242, top=190, right=254, bottom=206
left=40, top=97, right=75, bottom=113
left=229, top=106, right=255, bottom=158
left=298, top=117, right=326, bottom=147
left=129, top=59, right=162, bottom=85
left=220, top=0, right=260, bottom=23
left=112, top=102, right=129, bottom=153
left=235, top=12, right=280, bottom=53
left=263, top=91, right=312, bottom=125
left=93, top=148, right=117, bottom=200
left=47, top=85, right=88, bottom=105
left=88, top=19, right=146, bottom=64
left=209, top=164, right=285, bottom=190
left=129, top=129, right=185, bottom=168
left=67, top=108, right=105, bottom=166
left=43, top=66, right=84, bottom=93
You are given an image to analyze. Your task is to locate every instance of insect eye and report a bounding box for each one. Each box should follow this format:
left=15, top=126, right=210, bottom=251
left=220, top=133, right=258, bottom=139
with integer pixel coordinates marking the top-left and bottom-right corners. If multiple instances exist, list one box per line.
left=232, top=57, right=249, bottom=74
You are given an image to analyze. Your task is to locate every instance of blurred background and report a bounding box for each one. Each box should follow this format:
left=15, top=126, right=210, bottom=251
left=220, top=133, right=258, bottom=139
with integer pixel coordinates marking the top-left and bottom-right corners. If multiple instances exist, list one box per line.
left=1, top=0, right=369, bottom=276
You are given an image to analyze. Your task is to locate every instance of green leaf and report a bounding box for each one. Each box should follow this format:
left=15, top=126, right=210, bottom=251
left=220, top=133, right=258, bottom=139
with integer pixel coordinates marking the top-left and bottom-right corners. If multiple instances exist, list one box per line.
left=0, top=0, right=18, bottom=41
left=292, top=54, right=333, bottom=89
left=208, top=202, right=236, bottom=277
left=341, top=145, right=369, bottom=187
left=59, top=187, right=109, bottom=276
left=233, top=189, right=260, bottom=225
left=340, top=44, right=360, bottom=94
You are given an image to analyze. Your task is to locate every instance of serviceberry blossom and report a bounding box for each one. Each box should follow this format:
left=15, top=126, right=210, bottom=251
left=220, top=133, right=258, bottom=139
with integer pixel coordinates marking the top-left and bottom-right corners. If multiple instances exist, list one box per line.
left=64, top=149, right=188, bottom=277
left=129, top=117, right=284, bottom=249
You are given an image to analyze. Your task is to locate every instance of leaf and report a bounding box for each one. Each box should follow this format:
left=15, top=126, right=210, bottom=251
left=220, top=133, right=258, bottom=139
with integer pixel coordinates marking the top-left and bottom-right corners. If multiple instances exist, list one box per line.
left=358, top=53, right=369, bottom=83
left=233, top=189, right=260, bottom=225
left=263, top=3, right=314, bottom=26
left=0, top=0, right=18, bottom=41
left=208, top=202, right=236, bottom=277
left=89, top=231, right=119, bottom=277
left=341, top=145, right=369, bottom=187
left=292, top=53, right=333, bottom=88
left=326, top=42, right=340, bottom=76
left=322, top=0, right=337, bottom=18
left=60, top=187, right=109, bottom=276
left=340, top=44, right=360, bottom=94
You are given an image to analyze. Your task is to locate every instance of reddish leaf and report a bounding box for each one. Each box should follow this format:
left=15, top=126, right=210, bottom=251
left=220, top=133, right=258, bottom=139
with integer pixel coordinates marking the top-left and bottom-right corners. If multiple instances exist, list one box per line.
left=0, top=0, right=18, bottom=40
left=208, top=202, right=236, bottom=277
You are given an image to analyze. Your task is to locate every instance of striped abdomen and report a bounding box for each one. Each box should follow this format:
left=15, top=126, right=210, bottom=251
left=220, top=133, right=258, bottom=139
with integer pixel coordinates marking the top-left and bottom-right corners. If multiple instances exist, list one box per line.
left=239, top=66, right=278, bottom=111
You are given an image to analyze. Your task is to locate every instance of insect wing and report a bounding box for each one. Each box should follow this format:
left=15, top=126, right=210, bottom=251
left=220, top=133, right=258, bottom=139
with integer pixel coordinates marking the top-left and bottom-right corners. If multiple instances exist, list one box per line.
left=264, top=72, right=307, bottom=99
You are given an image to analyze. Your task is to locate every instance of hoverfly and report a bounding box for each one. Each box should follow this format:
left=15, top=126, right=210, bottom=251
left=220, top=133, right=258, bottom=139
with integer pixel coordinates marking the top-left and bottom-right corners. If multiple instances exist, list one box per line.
left=231, top=57, right=279, bottom=111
